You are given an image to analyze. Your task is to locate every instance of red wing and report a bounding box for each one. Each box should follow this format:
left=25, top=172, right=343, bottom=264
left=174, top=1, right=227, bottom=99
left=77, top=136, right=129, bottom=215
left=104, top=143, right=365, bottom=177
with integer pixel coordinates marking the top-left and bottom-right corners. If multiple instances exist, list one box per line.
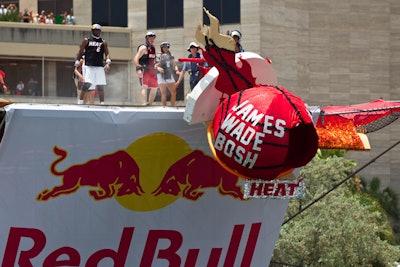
left=316, top=99, right=400, bottom=150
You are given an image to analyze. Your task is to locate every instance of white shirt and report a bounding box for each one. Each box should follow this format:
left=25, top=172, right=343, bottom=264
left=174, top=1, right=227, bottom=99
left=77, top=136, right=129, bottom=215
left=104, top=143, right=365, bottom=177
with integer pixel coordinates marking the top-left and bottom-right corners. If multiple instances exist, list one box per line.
left=0, top=7, right=7, bottom=14
left=16, top=83, right=24, bottom=91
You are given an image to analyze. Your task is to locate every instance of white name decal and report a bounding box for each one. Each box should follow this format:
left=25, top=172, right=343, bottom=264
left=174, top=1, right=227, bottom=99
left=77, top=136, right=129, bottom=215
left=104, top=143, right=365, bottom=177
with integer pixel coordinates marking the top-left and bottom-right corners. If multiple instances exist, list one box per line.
left=214, top=101, right=287, bottom=169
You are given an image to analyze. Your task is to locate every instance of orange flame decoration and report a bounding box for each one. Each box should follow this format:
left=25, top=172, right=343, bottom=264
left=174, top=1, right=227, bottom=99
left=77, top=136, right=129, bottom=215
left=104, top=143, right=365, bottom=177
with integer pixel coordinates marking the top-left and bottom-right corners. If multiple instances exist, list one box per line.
left=316, top=121, right=366, bottom=150
left=315, top=99, right=400, bottom=151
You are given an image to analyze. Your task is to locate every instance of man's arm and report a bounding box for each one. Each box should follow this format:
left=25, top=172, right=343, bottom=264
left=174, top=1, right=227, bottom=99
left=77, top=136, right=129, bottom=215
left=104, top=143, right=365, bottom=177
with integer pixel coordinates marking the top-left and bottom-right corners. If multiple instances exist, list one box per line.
left=103, top=41, right=111, bottom=61
left=133, top=45, right=147, bottom=76
left=74, top=66, right=83, bottom=81
left=0, top=75, right=7, bottom=93
left=133, top=45, right=146, bottom=67
left=103, top=41, right=111, bottom=71
left=75, top=38, right=88, bottom=66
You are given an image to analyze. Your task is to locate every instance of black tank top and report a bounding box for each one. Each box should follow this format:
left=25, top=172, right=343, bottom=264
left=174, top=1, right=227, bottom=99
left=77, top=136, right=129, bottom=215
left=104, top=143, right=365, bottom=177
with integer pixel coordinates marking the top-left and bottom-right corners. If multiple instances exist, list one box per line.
left=138, top=42, right=156, bottom=69
left=84, top=36, right=105, bottom=66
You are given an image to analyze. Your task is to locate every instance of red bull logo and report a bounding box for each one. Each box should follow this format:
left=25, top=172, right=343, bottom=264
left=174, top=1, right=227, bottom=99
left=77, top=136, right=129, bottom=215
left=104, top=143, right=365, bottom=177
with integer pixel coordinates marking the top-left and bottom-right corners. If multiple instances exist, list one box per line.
left=36, top=146, right=144, bottom=201
left=36, top=133, right=244, bottom=210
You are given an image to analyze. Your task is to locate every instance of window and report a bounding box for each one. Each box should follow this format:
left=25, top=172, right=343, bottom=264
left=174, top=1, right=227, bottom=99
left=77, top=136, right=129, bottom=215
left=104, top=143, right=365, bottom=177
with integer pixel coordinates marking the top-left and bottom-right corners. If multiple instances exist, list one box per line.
left=147, top=0, right=183, bottom=29
left=203, top=0, right=240, bottom=25
left=38, top=0, right=73, bottom=16
left=0, top=58, right=43, bottom=96
left=92, top=0, right=127, bottom=27
left=0, top=58, right=130, bottom=99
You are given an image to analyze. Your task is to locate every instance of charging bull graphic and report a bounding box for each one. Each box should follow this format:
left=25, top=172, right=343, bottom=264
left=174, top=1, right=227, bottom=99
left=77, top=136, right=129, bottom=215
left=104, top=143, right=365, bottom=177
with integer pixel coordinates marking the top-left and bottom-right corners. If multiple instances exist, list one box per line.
left=36, top=136, right=244, bottom=205
left=152, top=150, right=243, bottom=200
left=36, top=146, right=144, bottom=201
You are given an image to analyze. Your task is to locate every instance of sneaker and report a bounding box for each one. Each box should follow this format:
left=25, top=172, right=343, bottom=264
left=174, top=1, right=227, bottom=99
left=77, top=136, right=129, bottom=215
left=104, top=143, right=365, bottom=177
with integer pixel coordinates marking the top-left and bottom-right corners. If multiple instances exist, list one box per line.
left=77, top=99, right=83, bottom=104
left=100, top=101, right=105, bottom=105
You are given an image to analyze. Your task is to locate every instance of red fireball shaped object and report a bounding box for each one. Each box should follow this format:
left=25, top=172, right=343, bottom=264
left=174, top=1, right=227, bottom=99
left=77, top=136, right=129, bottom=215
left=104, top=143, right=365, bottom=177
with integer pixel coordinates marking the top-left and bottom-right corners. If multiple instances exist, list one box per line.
left=210, top=85, right=319, bottom=180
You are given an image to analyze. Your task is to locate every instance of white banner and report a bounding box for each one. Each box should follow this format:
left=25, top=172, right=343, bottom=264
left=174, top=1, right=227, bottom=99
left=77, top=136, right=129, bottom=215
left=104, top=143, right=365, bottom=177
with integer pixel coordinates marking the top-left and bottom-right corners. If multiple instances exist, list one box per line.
left=0, top=104, right=289, bottom=267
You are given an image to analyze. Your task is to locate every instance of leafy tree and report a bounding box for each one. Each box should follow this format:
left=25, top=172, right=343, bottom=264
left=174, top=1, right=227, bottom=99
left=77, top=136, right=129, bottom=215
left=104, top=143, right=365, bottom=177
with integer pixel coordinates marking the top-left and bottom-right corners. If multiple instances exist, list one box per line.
left=359, top=177, right=400, bottom=244
left=316, top=148, right=347, bottom=159
left=271, top=152, right=400, bottom=267
left=361, top=177, right=399, bottom=221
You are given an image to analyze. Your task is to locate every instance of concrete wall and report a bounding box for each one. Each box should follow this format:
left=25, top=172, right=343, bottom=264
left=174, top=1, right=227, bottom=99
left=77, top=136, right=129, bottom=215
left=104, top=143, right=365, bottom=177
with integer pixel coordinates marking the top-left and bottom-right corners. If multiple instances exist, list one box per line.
left=0, top=22, right=132, bottom=60
left=259, top=0, right=400, bottom=191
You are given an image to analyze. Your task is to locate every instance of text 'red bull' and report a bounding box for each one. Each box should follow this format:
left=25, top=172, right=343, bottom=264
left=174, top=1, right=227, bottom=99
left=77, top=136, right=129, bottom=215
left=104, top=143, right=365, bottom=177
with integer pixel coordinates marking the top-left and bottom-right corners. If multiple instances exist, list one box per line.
left=2, top=223, right=261, bottom=267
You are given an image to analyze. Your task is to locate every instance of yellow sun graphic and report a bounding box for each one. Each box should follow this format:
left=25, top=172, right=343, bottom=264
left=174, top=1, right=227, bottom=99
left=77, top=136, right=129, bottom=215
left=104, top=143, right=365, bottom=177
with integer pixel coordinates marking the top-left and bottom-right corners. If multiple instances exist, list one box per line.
left=115, top=133, right=192, bottom=212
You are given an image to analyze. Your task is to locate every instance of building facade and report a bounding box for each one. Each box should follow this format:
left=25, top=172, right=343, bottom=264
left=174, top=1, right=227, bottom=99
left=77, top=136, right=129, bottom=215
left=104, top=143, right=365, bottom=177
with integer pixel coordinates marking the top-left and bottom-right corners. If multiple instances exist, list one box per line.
left=0, top=0, right=399, bottom=194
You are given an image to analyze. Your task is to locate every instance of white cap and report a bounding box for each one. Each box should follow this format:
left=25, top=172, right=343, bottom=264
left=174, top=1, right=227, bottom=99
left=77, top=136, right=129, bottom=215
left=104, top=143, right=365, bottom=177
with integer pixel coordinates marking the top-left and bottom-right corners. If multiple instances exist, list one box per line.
left=187, top=42, right=199, bottom=52
left=91, top=24, right=102, bottom=30
left=230, top=30, right=242, bottom=39
left=145, top=31, right=156, bottom=38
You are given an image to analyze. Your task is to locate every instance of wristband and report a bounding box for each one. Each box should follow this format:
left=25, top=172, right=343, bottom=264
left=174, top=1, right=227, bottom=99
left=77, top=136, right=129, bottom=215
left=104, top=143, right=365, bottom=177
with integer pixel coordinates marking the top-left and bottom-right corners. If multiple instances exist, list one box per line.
left=136, top=66, right=143, bottom=71
left=106, top=59, right=111, bottom=64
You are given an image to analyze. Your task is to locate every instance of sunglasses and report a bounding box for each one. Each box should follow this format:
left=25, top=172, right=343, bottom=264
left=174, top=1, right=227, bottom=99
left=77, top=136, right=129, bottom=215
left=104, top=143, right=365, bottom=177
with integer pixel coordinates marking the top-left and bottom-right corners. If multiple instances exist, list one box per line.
left=147, top=34, right=156, bottom=38
left=162, top=43, right=170, bottom=47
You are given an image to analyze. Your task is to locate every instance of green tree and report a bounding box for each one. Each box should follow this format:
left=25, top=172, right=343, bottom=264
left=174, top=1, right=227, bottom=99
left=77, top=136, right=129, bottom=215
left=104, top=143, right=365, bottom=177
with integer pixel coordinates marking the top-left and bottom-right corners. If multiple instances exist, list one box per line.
left=361, top=177, right=399, bottom=221
left=272, top=153, right=400, bottom=267
left=360, top=177, right=400, bottom=244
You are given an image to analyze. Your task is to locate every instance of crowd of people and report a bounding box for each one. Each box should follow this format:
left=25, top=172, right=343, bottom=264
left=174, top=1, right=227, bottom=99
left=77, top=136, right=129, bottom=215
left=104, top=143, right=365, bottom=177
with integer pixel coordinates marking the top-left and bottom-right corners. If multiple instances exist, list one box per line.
left=0, top=75, right=38, bottom=96
left=75, top=28, right=211, bottom=107
left=134, top=32, right=212, bottom=106
left=0, top=18, right=245, bottom=106
left=132, top=30, right=244, bottom=106
left=0, top=4, right=75, bottom=25
left=0, top=3, right=16, bottom=15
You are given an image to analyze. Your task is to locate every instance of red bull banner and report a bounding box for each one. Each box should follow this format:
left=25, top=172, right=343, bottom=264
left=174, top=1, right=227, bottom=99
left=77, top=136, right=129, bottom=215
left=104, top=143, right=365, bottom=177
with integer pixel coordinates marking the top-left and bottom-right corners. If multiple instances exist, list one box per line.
left=0, top=103, right=290, bottom=266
